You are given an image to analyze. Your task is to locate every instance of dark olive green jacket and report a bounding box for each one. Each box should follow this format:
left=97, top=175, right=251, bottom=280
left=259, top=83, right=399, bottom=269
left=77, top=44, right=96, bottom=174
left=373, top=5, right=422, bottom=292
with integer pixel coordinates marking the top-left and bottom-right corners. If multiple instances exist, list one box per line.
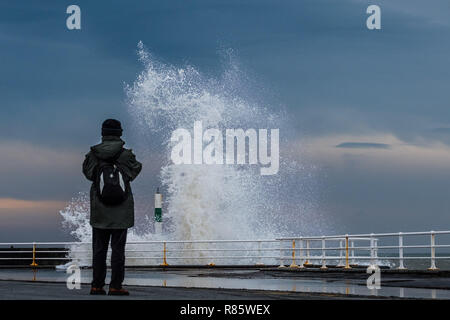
left=82, top=136, right=142, bottom=229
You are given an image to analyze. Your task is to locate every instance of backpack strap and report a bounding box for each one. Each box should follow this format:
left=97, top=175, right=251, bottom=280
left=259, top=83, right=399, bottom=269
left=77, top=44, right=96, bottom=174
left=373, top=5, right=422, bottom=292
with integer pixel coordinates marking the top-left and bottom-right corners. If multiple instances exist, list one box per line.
left=94, top=148, right=125, bottom=180
left=112, top=148, right=125, bottom=163
left=98, top=148, right=124, bottom=165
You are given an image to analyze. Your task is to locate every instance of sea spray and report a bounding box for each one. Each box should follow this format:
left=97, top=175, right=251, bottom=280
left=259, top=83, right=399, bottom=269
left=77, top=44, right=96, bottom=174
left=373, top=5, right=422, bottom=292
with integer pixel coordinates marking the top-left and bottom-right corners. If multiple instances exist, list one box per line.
left=125, top=42, right=287, bottom=242
left=60, top=42, right=328, bottom=265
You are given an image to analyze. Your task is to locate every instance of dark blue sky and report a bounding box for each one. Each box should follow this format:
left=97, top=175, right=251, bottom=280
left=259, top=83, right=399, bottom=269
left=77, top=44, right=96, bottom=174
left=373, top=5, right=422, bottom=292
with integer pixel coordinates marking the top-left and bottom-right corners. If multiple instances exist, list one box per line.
left=1, top=0, right=450, bottom=241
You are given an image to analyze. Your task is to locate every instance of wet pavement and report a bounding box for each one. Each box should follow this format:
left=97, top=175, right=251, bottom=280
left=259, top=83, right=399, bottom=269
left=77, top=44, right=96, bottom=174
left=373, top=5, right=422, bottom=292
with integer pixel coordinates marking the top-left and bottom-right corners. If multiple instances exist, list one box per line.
left=0, top=267, right=449, bottom=299
left=0, top=280, right=376, bottom=300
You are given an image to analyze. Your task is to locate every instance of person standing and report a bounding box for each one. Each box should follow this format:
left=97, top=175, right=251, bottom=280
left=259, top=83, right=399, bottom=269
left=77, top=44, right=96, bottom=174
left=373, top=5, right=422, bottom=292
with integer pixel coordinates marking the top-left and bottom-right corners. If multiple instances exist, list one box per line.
left=82, top=119, right=142, bottom=296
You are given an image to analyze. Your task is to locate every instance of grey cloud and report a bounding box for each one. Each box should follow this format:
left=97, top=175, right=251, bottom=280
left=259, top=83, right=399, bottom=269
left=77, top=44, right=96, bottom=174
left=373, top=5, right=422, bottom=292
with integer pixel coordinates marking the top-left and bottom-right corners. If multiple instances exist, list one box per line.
left=1, top=0, right=450, bottom=240
left=398, top=128, right=450, bottom=147
left=430, top=127, right=450, bottom=134
left=335, top=142, right=391, bottom=149
left=0, top=139, right=159, bottom=201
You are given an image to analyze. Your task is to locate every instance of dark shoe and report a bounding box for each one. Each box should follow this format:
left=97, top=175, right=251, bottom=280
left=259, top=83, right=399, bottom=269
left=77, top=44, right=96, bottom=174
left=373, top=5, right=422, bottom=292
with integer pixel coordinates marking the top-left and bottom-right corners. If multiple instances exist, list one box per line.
left=108, top=287, right=130, bottom=296
left=90, top=287, right=106, bottom=295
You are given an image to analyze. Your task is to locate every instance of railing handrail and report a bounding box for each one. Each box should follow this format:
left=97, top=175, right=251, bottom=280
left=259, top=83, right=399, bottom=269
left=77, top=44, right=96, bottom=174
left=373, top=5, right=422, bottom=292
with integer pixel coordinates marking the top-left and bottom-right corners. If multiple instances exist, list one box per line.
left=1, top=230, right=449, bottom=247
left=1, top=230, right=449, bottom=270
left=0, top=239, right=279, bottom=246
left=278, top=230, right=450, bottom=241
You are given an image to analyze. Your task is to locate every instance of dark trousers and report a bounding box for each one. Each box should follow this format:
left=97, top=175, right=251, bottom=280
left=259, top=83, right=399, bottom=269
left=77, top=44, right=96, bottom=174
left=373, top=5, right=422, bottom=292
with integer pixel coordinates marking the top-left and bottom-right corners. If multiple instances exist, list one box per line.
left=92, top=227, right=127, bottom=289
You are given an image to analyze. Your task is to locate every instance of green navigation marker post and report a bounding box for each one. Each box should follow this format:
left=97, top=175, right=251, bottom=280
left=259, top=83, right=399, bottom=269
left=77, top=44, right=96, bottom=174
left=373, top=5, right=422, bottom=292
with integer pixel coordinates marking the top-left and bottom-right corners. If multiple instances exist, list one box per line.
left=155, top=187, right=163, bottom=234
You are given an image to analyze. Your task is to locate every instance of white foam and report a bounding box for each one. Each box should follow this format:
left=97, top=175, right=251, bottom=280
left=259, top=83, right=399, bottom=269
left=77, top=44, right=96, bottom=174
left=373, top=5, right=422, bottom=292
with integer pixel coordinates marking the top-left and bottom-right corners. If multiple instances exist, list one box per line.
left=59, top=43, right=328, bottom=264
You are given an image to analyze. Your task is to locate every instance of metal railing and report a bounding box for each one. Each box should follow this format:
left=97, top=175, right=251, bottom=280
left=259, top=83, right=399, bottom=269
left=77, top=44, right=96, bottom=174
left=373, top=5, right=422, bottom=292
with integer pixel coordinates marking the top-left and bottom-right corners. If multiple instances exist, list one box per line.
left=278, top=231, right=450, bottom=270
left=1, top=230, right=449, bottom=270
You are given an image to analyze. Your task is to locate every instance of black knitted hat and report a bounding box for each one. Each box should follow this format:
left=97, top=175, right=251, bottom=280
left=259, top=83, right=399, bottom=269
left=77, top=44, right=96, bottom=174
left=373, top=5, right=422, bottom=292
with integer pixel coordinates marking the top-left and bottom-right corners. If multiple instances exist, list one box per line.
left=101, top=119, right=123, bottom=137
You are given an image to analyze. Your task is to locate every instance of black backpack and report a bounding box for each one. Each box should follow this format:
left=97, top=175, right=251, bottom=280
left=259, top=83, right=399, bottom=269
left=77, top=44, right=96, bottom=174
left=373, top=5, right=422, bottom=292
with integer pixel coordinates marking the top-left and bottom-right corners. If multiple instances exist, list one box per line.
left=95, top=149, right=129, bottom=206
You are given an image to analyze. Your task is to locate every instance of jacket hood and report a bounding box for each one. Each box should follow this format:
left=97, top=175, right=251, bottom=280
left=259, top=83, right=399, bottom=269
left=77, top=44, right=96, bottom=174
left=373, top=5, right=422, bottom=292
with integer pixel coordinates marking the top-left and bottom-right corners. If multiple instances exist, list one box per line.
left=91, top=136, right=125, bottom=160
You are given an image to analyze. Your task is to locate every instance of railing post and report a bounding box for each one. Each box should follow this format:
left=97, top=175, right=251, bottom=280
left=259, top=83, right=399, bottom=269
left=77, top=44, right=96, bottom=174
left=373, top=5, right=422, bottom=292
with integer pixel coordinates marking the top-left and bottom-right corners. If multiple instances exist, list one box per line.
left=320, top=236, right=327, bottom=270
left=337, top=240, right=344, bottom=267
left=160, top=242, right=169, bottom=266
left=290, top=240, right=299, bottom=268
left=428, top=231, right=438, bottom=270
left=370, top=234, right=375, bottom=268
left=398, top=232, right=406, bottom=270
left=350, top=240, right=355, bottom=265
left=30, top=242, right=38, bottom=267
left=305, top=240, right=311, bottom=265
left=256, top=241, right=264, bottom=266
left=278, top=240, right=285, bottom=268
left=208, top=241, right=216, bottom=266
left=299, top=238, right=304, bottom=268
left=374, top=239, right=378, bottom=261
left=344, top=234, right=351, bottom=269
